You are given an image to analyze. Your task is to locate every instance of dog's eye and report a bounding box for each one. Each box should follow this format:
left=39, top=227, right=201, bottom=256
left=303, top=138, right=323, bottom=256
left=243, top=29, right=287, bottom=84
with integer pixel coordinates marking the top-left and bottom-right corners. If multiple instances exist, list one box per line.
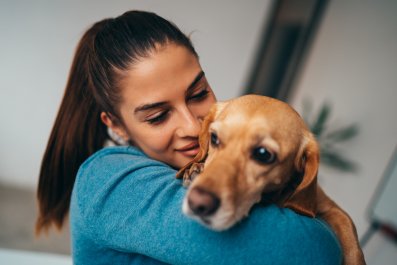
left=252, top=147, right=276, bottom=164
left=210, top=132, right=220, bottom=147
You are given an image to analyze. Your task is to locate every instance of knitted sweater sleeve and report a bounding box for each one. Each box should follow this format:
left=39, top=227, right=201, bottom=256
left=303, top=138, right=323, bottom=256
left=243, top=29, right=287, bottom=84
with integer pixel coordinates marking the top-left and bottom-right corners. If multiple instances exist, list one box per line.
left=71, top=146, right=342, bottom=265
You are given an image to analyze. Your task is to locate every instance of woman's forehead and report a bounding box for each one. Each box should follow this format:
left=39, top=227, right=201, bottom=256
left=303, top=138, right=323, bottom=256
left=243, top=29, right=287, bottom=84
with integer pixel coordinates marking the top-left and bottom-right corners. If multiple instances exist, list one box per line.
left=119, top=43, right=202, bottom=107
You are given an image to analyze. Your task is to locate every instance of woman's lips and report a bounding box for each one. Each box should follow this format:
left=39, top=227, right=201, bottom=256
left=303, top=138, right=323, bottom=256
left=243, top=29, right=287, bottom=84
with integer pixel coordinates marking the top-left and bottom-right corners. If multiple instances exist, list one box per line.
left=176, top=142, right=200, bottom=157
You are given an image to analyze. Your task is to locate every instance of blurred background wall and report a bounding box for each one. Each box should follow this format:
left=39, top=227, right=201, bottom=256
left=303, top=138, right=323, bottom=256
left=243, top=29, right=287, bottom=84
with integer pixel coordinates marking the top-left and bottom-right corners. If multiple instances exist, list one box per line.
left=289, top=1, right=397, bottom=263
left=0, top=0, right=271, bottom=189
left=290, top=0, right=397, bottom=236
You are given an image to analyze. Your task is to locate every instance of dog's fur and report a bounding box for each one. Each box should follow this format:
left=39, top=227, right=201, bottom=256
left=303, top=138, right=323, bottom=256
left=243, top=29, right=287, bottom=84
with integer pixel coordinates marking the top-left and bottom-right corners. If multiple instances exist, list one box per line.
left=176, top=95, right=365, bottom=265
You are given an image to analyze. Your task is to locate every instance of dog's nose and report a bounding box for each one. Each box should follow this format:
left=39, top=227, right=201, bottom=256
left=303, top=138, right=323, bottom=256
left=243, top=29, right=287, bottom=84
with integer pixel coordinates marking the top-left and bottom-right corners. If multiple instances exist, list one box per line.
left=188, top=187, right=220, bottom=217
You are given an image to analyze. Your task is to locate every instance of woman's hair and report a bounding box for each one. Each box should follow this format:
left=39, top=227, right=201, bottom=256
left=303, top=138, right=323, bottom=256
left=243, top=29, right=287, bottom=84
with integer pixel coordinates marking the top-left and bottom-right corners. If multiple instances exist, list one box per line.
left=36, top=10, right=198, bottom=234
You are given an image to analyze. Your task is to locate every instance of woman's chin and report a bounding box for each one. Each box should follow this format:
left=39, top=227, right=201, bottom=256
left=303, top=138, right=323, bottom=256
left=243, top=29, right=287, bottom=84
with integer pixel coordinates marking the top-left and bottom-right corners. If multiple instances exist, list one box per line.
left=172, top=154, right=196, bottom=169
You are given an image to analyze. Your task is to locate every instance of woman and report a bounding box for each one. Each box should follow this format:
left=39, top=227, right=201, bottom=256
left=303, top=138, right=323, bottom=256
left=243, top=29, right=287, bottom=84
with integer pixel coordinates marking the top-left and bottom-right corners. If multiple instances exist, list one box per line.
left=36, top=10, right=341, bottom=264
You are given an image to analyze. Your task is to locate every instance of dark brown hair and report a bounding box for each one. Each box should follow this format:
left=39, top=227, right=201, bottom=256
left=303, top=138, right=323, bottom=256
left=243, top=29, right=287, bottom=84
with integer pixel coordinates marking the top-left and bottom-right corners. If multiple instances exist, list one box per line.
left=36, top=10, right=197, bottom=234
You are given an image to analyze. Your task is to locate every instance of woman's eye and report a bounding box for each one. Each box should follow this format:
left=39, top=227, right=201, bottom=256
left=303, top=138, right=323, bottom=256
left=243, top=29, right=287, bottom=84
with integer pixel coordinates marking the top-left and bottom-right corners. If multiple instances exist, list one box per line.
left=188, top=88, right=209, bottom=101
left=146, top=111, right=169, bottom=125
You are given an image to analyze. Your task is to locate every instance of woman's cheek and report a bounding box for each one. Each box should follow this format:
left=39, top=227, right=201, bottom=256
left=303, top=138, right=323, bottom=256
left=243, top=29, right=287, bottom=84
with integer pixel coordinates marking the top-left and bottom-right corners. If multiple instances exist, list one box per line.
left=196, top=98, right=216, bottom=117
left=150, top=126, right=174, bottom=152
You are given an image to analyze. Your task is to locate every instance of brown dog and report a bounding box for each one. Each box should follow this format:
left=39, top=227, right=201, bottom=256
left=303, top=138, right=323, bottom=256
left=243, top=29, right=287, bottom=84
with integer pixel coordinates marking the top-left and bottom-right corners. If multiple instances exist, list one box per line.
left=176, top=95, right=365, bottom=265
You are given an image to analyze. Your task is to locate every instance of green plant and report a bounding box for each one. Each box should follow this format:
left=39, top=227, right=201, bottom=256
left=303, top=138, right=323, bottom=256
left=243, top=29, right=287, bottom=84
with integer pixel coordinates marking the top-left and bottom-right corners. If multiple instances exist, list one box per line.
left=302, top=99, right=359, bottom=172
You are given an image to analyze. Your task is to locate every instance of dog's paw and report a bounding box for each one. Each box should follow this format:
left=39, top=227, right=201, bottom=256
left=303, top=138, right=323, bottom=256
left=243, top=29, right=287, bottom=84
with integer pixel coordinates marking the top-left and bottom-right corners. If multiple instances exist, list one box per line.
left=182, top=163, right=204, bottom=186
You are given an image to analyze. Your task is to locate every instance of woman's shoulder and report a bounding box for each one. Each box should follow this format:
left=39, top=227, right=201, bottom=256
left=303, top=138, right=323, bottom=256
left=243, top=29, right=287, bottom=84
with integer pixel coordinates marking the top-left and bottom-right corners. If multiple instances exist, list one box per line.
left=77, top=146, right=174, bottom=181
left=80, top=146, right=165, bottom=170
left=73, top=145, right=178, bottom=213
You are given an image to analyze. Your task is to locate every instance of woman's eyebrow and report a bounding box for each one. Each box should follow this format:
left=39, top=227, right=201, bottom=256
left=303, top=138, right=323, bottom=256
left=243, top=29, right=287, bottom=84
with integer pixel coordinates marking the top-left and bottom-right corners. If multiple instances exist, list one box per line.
left=134, top=101, right=167, bottom=114
left=134, top=71, right=205, bottom=114
left=186, top=70, right=205, bottom=94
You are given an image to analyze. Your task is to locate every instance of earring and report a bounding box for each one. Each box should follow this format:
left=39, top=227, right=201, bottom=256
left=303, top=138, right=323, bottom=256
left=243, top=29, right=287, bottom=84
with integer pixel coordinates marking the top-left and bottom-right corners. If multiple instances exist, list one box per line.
left=107, top=127, right=129, bottom=146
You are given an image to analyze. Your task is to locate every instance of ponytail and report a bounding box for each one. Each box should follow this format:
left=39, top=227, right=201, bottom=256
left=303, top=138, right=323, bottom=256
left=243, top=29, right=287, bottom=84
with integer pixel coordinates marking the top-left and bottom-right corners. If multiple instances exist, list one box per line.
left=36, top=10, right=200, bottom=234
left=36, top=20, right=109, bottom=234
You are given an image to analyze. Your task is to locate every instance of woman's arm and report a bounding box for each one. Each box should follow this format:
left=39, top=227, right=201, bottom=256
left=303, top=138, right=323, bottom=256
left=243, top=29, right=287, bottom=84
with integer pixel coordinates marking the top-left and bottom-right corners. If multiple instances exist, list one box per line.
left=72, top=146, right=342, bottom=265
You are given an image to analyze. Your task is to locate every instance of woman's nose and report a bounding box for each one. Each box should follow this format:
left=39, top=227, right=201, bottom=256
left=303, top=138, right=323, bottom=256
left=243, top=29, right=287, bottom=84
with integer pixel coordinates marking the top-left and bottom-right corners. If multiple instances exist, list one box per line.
left=175, top=107, right=201, bottom=137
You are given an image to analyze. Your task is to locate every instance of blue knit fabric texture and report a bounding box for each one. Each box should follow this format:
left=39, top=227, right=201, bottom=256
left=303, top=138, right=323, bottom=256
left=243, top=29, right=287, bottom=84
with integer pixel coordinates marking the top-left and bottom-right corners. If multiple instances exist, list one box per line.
left=70, top=146, right=342, bottom=265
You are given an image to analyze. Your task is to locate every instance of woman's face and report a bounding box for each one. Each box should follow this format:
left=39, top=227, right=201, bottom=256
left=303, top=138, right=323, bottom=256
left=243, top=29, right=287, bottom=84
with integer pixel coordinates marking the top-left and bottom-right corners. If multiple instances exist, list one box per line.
left=107, top=43, right=216, bottom=169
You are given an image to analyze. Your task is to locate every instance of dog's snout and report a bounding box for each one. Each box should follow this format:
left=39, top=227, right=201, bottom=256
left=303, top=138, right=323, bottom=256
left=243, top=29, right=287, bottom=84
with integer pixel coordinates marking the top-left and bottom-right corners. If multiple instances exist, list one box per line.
left=188, top=187, right=220, bottom=217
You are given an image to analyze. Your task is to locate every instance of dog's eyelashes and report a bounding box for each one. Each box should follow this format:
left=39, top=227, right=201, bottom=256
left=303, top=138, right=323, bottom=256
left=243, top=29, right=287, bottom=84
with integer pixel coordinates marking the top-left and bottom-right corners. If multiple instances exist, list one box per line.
left=251, top=147, right=276, bottom=164
left=210, top=132, right=220, bottom=147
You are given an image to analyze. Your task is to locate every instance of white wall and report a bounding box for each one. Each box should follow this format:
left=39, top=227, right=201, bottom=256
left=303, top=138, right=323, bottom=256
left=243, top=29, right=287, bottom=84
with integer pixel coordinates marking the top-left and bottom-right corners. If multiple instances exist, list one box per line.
left=0, top=0, right=272, bottom=189
left=290, top=0, right=397, bottom=263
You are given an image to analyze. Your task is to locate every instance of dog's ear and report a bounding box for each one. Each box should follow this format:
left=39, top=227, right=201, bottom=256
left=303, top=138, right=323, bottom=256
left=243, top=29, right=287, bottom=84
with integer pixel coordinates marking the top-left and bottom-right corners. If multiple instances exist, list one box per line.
left=283, top=132, right=319, bottom=217
left=176, top=102, right=227, bottom=179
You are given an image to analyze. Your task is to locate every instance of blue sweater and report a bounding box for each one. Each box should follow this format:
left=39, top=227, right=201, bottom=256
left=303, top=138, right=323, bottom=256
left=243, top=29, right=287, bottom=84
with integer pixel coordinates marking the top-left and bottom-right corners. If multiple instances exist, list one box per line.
left=70, top=146, right=342, bottom=265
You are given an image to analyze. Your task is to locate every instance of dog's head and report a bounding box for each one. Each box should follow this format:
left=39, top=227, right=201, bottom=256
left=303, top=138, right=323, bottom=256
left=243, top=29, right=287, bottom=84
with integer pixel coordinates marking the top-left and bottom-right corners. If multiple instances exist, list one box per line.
left=177, top=95, right=319, bottom=230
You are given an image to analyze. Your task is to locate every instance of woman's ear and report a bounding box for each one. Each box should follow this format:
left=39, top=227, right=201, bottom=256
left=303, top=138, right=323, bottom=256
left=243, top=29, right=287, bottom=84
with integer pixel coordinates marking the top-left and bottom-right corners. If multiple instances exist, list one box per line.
left=100, top=112, right=130, bottom=142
